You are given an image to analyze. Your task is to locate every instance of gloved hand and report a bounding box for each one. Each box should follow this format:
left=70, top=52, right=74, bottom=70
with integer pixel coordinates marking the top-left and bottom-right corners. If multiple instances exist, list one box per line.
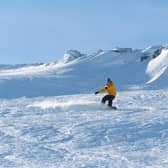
left=95, top=91, right=99, bottom=95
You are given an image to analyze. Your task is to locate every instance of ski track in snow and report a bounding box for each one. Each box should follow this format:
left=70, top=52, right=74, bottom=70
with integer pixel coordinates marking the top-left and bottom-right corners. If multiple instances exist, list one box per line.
left=0, top=90, right=168, bottom=168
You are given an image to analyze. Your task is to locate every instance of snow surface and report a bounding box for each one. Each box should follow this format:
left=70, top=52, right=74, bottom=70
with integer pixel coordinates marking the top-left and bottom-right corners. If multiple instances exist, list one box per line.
left=0, top=46, right=167, bottom=98
left=0, top=46, right=168, bottom=167
left=0, top=61, right=67, bottom=77
left=0, top=89, right=168, bottom=168
left=146, top=49, right=168, bottom=84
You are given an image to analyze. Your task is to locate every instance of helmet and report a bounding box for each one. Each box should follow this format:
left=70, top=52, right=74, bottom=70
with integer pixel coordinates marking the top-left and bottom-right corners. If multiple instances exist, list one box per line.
left=107, top=78, right=112, bottom=83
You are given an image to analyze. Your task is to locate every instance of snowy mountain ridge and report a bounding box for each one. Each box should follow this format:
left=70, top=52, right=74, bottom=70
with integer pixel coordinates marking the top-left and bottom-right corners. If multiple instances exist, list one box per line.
left=0, top=45, right=167, bottom=98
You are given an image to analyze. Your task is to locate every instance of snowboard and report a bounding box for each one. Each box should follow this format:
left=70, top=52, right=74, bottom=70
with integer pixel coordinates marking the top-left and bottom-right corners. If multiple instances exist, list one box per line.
left=108, top=106, right=117, bottom=110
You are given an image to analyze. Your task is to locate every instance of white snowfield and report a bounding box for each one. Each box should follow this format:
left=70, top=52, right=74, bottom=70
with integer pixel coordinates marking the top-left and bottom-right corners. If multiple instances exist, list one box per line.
left=0, top=46, right=168, bottom=167
left=0, top=61, right=67, bottom=77
left=0, top=89, right=168, bottom=168
left=0, top=46, right=167, bottom=98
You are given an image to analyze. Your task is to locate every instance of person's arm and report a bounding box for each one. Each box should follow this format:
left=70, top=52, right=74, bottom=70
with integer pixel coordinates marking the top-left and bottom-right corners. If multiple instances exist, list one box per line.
left=95, top=86, right=108, bottom=94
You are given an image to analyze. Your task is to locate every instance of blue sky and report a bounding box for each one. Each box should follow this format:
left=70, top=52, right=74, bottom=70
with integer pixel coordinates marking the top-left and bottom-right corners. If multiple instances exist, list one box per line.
left=0, top=0, right=168, bottom=64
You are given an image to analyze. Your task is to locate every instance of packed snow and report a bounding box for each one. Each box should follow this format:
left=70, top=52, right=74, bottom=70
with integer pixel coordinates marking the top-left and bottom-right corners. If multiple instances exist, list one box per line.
left=0, top=90, right=168, bottom=168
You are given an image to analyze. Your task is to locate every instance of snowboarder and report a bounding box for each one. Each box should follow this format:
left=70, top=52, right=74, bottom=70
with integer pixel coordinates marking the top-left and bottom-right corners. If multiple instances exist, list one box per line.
left=95, top=78, right=117, bottom=109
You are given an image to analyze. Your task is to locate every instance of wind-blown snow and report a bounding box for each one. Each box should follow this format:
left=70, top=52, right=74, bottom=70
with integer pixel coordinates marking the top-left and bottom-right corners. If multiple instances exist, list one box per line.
left=0, top=90, right=168, bottom=167
left=0, top=61, right=67, bottom=78
left=28, top=97, right=95, bottom=109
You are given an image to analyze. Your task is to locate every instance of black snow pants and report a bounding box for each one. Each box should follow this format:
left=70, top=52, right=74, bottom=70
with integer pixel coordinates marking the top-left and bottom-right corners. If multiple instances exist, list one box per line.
left=101, top=95, right=115, bottom=107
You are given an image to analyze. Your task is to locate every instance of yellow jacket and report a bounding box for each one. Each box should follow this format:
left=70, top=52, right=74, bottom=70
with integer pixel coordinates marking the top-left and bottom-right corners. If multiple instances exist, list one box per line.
left=98, top=82, right=117, bottom=96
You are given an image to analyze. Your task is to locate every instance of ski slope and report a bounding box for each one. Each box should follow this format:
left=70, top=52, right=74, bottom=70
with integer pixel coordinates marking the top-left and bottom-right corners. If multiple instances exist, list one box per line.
left=0, top=46, right=168, bottom=167
left=0, top=89, right=168, bottom=168
left=0, top=46, right=167, bottom=98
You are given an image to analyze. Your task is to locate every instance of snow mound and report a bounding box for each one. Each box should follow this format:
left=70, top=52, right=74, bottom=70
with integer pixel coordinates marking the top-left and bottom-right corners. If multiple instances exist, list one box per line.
left=0, top=61, right=66, bottom=78
left=146, top=49, right=168, bottom=83
left=63, top=50, right=84, bottom=62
